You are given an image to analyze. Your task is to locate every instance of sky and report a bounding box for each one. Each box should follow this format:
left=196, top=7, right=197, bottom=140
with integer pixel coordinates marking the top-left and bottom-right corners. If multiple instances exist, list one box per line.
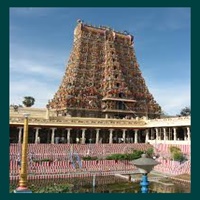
left=9, top=7, right=190, bottom=116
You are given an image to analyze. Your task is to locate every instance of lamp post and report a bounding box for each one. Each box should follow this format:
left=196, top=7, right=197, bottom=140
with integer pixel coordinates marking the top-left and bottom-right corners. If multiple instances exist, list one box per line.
left=132, top=153, right=160, bottom=193
left=14, top=113, right=32, bottom=193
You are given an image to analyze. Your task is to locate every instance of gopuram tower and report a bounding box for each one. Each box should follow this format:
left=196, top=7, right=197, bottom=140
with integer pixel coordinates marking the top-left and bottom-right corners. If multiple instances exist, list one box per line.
left=48, top=20, right=161, bottom=119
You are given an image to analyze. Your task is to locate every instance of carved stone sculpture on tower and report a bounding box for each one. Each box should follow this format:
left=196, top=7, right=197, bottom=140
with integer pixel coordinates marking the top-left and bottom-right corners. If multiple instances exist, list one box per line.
left=48, top=21, right=161, bottom=118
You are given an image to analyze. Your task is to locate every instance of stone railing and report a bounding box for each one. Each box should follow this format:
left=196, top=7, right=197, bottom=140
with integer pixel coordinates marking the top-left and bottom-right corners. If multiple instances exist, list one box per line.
left=9, top=116, right=147, bottom=128
left=9, top=107, right=191, bottom=128
left=146, top=116, right=191, bottom=127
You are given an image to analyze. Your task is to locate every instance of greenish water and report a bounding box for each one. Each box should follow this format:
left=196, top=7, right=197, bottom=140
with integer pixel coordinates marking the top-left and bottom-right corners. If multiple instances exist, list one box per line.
left=10, top=175, right=190, bottom=193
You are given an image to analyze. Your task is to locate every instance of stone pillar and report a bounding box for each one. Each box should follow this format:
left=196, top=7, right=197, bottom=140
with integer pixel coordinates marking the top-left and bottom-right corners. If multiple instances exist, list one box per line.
left=150, top=128, right=154, bottom=140
left=122, top=129, right=126, bottom=143
left=158, top=128, right=161, bottom=140
left=169, top=128, right=172, bottom=140
left=81, top=128, right=86, bottom=144
left=134, top=129, right=138, bottom=143
left=183, top=128, right=187, bottom=141
left=163, top=128, right=166, bottom=142
left=109, top=129, right=114, bottom=144
left=165, top=128, right=169, bottom=140
left=66, top=128, right=72, bottom=144
left=17, top=127, right=23, bottom=144
left=51, top=128, right=56, bottom=144
left=187, top=127, right=191, bottom=141
left=145, top=129, right=149, bottom=143
left=34, top=127, right=41, bottom=143
left=173, top=127, right=177, bottom=141
left=95, top=129, right=100, bottom=144
left=155, top=128, right=159, bottom=141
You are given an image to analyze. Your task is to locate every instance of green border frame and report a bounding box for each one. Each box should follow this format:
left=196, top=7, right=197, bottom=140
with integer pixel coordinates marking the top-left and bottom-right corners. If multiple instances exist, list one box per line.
left=1, top=0, right=195, bottom=200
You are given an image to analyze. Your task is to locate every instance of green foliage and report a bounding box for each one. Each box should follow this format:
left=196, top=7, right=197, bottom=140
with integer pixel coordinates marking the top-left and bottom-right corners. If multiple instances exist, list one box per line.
left=105, top=150, right=143, bottom=160
left=169, top=146, right=185, bottom=161
left=33, top=158, right=53, bottom=163
left=146, top=148, right=154, bottom=158
left=173, top=152, right=185, bottom=162
left=179, top=106, right=191, bottom=116
left=131, top=150, right=143, bottom=159
left=169, top=146, right=181, bottom=154
left=82, top=156, right=98, bottom=160
left=106, top=154, right=126, bottom=160
left=31, top=183, right=73, bottom=193
left=22, top=96, right=35, bottom=107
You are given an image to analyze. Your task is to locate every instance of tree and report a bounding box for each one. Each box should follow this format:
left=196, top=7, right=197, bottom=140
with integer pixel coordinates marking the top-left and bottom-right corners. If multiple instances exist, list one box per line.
left=169, top=146, right=185, bottom=162
left=22, top=96, right=35, bottom=107
left=179, top=106, right=191, bottom=116
left=146, top=148, right=154, bottom=158
left=169, top=146, right=181, bottom=155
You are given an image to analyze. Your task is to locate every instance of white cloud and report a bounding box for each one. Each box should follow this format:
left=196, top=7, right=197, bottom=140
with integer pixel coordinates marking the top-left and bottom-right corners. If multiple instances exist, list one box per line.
left=10, top=41, right=67, bottom=80
left=150, top=83, right=190, bottom=115
left=9, top=78, right=58, bottom=107
left=10, top=74, right=191, bottom=116
left=9, top=38, right=67, bottom=108
left=9, top=8, right=190, bottom=116
left=10, top=58, right=64, bottom=79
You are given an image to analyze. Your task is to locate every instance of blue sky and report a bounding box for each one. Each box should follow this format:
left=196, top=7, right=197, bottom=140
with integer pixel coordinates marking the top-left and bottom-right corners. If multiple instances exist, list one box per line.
left=9, top=7, right=190, bottom=115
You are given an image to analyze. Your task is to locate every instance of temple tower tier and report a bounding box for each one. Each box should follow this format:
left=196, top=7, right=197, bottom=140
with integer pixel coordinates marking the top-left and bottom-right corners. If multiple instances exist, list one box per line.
left=48, top=20, right=161, bottom=119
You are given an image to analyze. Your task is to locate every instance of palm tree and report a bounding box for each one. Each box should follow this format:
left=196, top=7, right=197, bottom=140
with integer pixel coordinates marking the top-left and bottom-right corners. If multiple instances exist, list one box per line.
left=22, top=96, right=35, bottom=107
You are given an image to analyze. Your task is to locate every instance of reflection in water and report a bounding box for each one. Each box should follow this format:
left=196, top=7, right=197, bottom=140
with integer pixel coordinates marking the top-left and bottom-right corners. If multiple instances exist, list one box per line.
left=10, top=175, right=190, bottom=193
